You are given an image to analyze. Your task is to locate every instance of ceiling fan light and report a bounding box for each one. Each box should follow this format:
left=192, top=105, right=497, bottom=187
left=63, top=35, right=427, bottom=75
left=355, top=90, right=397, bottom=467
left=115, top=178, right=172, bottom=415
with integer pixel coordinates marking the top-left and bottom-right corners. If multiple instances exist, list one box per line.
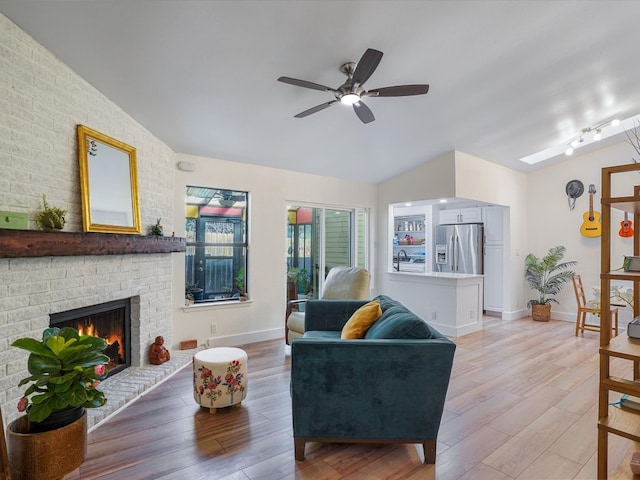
left=340, top=93, right=360, bottom=105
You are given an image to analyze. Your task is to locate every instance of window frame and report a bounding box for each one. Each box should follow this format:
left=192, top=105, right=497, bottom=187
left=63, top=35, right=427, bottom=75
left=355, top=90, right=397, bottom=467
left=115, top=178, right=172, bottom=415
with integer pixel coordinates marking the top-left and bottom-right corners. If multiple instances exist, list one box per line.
left=185, top=186, right=249, bottom=305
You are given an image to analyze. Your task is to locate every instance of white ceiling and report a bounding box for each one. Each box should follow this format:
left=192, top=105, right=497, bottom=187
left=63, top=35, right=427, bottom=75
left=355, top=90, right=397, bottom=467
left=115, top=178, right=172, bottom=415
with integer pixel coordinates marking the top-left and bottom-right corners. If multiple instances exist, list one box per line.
left=2, top=0, right=640, bottom=183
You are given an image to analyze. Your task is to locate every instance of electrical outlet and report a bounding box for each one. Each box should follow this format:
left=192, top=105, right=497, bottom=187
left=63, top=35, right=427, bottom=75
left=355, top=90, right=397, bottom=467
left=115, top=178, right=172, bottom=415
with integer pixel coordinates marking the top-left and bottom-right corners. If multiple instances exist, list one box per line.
left=210, top=323, right=217, bottom=334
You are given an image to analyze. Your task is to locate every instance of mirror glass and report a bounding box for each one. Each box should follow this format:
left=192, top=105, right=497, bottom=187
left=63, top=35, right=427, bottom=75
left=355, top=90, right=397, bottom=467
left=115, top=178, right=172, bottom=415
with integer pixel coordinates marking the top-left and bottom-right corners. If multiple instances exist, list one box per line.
left=77, top=125, right=141, bottom=234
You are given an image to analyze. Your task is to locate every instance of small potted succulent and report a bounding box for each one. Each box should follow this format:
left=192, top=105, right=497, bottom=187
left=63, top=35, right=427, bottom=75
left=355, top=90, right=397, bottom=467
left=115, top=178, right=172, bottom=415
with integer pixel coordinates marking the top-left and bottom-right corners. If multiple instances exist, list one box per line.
left=34, top=194, right=67, bottom=231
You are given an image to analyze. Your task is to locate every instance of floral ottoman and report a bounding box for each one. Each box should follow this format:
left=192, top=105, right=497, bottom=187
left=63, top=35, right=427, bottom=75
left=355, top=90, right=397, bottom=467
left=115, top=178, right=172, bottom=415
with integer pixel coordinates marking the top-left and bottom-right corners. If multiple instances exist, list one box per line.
left=193, top=347, right=247, bottom=414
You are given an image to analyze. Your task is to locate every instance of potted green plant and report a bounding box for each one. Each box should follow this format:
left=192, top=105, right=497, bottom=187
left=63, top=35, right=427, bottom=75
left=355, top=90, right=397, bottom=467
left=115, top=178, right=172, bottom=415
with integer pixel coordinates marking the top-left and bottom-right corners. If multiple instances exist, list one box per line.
left=235, top=267, right=248, bottom=301
left=297, top=268, right=313, bottom=296
left=149, top=217, right=163, bottom=236
left=186, top=282, right=203, bottom=303
left=525, top=245, right=577, bottom=322
left=34, top=194, right=67, bottom=231
left=6, top=327, right=109, bottom=479
left=12, top=326, right=109, bottom=427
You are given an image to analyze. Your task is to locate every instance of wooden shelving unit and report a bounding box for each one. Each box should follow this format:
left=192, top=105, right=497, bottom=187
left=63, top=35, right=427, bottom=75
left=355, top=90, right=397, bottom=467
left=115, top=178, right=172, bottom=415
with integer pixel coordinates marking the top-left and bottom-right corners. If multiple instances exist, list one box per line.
left=599, top=163, right=640, bottom=478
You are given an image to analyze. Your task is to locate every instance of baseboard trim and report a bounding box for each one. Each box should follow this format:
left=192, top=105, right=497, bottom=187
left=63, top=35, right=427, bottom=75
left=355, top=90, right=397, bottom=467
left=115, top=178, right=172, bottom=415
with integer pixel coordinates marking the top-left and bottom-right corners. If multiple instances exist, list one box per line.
left=206, top=327, right=282, bottom=347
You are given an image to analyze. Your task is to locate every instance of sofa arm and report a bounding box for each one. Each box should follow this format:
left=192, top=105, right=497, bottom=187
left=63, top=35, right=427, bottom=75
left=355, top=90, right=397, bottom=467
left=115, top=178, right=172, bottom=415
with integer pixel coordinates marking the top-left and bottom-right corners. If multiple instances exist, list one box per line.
left=291, top=337, right=456, bottom=441
left=304, top=299, right=369, bottom=332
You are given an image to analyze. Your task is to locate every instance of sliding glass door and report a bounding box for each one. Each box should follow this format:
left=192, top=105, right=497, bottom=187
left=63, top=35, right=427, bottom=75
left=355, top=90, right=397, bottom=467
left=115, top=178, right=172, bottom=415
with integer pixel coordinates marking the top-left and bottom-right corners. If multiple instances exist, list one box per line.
left=286, top=205, right=367, bottom=301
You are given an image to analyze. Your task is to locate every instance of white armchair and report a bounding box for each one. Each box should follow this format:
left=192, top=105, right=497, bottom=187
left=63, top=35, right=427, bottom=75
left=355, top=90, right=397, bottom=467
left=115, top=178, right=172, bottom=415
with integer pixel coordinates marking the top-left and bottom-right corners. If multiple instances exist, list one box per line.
left=285, top=266, right=370, bottom=344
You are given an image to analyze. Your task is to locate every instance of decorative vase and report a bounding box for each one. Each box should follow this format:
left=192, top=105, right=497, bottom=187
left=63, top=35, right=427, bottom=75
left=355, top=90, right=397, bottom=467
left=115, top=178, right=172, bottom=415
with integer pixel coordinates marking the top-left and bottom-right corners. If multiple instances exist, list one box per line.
left=531, top=303, right=551, bottom=322
left=7, top=410, right=87, bottom=480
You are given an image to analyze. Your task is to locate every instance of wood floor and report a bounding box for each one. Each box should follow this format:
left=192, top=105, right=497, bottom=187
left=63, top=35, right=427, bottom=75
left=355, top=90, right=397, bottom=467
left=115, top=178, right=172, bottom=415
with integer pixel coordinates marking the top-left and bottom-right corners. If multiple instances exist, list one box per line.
left=67, top=317, right=637, bottom=479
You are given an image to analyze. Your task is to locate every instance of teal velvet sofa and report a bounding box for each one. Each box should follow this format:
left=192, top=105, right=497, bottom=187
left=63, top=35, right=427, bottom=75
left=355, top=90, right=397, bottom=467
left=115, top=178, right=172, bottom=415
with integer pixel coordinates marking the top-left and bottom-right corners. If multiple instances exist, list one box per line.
left=290, top=295, right=456, bottom=463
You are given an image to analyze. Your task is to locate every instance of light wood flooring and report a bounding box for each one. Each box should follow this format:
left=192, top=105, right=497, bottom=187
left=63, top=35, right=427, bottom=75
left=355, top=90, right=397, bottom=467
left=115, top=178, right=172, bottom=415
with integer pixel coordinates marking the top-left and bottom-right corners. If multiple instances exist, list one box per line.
left=67, top=317, right=638, bottom=479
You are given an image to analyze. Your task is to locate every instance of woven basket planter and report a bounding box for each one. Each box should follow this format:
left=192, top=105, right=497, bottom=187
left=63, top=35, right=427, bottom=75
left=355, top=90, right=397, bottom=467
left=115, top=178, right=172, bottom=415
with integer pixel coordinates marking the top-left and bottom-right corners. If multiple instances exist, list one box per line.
left=531, top=303, right=551, bottom=322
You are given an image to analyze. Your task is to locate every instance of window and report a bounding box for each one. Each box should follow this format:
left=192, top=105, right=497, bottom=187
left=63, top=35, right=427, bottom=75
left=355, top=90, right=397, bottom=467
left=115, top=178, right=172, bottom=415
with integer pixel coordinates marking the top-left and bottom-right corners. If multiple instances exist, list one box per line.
left=185, top=186, right=248, bottom=304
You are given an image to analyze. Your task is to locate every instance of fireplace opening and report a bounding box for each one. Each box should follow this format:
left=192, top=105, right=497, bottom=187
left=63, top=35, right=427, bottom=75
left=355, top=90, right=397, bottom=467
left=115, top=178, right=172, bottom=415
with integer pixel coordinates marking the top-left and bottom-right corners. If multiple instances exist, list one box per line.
left=49, top=298, right=131, bottom=377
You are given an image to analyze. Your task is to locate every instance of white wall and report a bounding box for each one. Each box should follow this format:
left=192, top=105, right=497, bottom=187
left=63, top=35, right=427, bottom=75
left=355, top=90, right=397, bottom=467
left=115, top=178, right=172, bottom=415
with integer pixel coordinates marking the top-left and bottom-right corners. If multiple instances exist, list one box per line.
left=527, top=140, right=637, bottom=323
left=454, top=151, right=528, bottom=317
left=377, top=150, right=527, bottom=318
left=171, top=153, right=377, bottom=348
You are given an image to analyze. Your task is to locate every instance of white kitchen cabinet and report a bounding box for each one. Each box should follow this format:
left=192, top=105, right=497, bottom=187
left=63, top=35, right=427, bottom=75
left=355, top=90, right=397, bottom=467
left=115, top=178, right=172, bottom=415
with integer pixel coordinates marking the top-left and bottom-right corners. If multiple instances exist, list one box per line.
left=483, top=244, right=503, bottom=313
left=386, top=272, right=484, bottom=337
left=482, top=206, right=504, bottom=245
left=439, top=207, right=481, bottom=225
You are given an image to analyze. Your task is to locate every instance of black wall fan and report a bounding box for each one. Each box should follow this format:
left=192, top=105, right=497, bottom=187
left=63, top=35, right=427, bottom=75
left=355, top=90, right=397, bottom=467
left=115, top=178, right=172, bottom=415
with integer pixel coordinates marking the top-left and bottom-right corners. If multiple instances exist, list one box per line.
left=277, top=48, right=429, bottom=124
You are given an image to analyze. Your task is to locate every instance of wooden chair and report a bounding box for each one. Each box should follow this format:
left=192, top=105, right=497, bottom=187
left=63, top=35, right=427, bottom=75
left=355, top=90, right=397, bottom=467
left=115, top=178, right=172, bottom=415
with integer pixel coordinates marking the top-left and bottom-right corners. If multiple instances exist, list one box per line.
left=572, top=274, right=618, bottom=337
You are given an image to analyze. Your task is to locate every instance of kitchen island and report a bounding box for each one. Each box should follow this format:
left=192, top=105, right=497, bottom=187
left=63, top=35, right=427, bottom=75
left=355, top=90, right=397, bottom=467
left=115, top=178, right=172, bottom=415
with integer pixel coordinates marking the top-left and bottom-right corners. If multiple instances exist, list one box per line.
left=385, top=271, right=483, bottom=337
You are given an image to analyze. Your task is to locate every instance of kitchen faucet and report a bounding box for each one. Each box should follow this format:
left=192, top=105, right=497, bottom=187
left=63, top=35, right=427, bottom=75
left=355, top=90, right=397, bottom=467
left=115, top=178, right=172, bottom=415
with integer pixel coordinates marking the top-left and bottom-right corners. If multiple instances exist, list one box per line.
left=394, top=249, right=408, bottom=271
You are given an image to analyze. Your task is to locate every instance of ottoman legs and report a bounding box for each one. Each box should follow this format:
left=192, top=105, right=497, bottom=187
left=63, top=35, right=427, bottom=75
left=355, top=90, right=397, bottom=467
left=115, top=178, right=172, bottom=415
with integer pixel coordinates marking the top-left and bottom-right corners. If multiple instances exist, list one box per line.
left=208, top=401, right=243, bottom=415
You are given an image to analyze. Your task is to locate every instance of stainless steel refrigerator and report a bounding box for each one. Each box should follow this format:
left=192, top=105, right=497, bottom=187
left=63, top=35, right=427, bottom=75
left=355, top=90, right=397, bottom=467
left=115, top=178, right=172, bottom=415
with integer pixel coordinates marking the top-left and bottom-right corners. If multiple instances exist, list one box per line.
left=435, top=224, right=484, bottom=274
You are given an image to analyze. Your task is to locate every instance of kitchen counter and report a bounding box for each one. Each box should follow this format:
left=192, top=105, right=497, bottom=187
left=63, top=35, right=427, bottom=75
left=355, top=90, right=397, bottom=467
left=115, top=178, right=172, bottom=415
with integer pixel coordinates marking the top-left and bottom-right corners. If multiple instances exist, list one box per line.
left=389, top=270, right=482, bottom=279
left=384, top=270, right=483, bottom=337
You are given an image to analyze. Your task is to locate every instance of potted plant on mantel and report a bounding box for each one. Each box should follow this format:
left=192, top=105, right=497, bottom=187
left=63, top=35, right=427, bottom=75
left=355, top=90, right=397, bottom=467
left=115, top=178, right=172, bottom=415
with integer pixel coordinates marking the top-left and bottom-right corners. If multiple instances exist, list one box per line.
left=525, top=245, right=577, bottom=322
left=34, top=194, right=67, bottom=231
left=6, top=327, right=109, bottom=480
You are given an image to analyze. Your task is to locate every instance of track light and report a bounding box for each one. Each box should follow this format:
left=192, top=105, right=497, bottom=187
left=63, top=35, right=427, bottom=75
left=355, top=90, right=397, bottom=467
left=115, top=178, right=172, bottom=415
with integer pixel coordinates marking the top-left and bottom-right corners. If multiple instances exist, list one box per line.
left=521, top=114, right=640, bottom=165
left=564, top=119, right=620, bottom=156
left=593, top=128, right=602, bottom=141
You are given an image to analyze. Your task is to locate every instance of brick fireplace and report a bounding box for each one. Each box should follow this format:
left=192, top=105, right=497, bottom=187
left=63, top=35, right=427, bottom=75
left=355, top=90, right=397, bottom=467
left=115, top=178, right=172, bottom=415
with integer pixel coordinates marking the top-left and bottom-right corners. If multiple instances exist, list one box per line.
left=49, top=298, right=133, bottom=377
left=0, top=11, right=183, bottom=429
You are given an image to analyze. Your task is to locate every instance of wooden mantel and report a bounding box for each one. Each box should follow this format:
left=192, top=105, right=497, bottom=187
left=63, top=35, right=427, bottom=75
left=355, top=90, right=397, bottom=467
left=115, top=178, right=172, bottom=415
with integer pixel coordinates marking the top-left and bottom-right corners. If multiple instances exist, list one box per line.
left=0, top=229, right=186, bottom=258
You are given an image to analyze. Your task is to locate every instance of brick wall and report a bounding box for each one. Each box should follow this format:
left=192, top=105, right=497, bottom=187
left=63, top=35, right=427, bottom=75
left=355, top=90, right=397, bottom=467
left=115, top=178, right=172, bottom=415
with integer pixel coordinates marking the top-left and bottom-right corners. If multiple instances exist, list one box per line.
left=0, top=13, right=176, bottom=426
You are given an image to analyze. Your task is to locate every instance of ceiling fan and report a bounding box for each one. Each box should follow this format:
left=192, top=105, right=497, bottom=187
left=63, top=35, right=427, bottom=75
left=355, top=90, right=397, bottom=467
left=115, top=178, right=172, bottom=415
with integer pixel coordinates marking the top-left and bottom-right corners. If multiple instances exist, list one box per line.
left=277, top=48, right=429, bottom=124
left=213, top=190, right=245, bottom=208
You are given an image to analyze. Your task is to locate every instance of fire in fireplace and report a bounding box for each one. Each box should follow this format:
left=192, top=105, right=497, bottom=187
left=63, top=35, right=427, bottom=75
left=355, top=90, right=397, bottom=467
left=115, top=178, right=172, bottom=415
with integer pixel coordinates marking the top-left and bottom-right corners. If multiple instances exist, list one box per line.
left=49, top=298, right=131, bottom=377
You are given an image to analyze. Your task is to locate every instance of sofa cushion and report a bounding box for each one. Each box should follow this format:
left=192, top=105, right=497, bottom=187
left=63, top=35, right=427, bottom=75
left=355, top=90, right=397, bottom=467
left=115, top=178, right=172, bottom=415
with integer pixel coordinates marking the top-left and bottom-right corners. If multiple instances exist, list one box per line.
left=364, top=295, right=435, bottom=340
left=302, top=330, right=341, bottom=339
left=341, top=299, right=382, bottom=339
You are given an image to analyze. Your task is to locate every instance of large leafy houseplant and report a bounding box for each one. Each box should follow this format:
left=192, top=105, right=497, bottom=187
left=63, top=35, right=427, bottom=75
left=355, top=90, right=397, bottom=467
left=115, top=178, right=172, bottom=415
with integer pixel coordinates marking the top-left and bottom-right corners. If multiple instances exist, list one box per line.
left=12, top=326, right=109, bottom=424
left=525, top=245, right=577, bottom=306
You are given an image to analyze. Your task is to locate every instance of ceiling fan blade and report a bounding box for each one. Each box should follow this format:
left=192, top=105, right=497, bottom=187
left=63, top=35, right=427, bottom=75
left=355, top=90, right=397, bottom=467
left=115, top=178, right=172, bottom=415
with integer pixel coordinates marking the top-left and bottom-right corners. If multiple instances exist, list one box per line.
left=367, top=84, right=430, bottom=97
left=353, top=101, right=375, bottom=124
left=278, top=76, right=335, bottom=92
left=294, top=100, right=338, bottom=118
left=352, top=48, right=383, bottom=87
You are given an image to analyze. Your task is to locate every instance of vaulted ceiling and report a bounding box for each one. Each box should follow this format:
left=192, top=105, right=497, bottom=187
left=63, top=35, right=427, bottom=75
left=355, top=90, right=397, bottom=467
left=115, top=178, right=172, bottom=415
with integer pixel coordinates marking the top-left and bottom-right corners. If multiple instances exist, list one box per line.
left=2, top=1, right=640, bottom=183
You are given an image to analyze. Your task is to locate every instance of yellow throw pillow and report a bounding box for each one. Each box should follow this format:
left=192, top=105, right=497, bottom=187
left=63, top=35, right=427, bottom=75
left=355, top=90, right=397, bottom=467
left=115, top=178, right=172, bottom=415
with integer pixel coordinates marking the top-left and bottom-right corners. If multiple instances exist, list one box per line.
left=341, top=299, right=382, bottom=339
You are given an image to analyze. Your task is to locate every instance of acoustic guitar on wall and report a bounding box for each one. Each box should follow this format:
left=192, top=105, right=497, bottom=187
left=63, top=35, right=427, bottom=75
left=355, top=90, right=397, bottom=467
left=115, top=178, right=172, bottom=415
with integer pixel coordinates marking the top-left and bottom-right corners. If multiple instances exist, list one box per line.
left=620, top=211, right=634, bottom=237
left=580, top=184, right=602, bottom=237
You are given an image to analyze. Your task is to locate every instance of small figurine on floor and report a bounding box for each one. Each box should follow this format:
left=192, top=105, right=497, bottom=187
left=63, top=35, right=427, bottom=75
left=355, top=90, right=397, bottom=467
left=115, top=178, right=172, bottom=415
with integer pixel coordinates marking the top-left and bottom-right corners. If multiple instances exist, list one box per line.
left=149, top=336, right=170, bottom=365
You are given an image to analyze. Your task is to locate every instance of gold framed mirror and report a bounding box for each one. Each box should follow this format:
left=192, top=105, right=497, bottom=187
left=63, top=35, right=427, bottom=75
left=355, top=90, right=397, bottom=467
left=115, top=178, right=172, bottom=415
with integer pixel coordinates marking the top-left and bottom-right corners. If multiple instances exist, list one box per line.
left=77, top=125, right=141, bottom=234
